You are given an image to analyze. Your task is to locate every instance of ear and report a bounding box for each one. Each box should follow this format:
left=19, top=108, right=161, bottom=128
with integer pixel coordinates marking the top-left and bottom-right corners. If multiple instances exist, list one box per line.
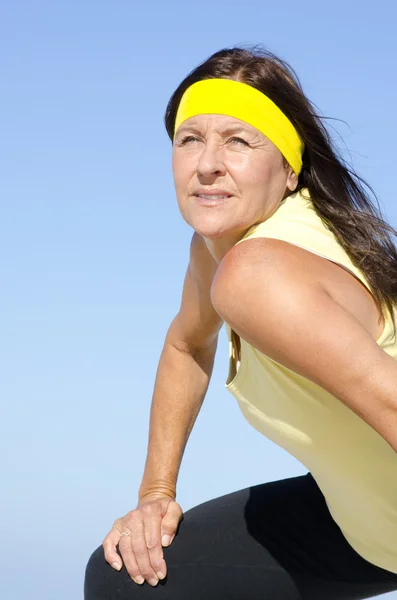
left=286, top=166, right=298, bottom=192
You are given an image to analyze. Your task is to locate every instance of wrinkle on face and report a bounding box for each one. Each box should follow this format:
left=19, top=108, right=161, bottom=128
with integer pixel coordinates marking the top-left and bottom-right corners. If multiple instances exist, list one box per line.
left=172, top=114, right=298, bottom=261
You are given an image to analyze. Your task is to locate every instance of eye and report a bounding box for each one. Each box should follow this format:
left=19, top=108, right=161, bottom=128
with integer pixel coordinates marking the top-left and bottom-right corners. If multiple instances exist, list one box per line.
left=177, top=135, right=249, bottom=147
left=229, top=137, right=249, bottom=146
left=179, top=135, right=200, bottom=145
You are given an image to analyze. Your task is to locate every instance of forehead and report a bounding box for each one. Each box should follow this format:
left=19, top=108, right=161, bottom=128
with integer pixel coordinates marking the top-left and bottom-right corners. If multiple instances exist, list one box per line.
left=176, top=114, right=259, bottom=135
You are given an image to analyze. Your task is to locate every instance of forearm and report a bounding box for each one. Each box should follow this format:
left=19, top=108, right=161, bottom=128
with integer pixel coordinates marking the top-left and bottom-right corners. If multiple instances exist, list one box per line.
left=138, top=334, right=217, bottom=502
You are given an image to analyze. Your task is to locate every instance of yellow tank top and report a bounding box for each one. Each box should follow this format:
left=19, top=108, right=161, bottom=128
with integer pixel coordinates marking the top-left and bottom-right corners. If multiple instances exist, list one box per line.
left=225, top=187, right=397, bottom=574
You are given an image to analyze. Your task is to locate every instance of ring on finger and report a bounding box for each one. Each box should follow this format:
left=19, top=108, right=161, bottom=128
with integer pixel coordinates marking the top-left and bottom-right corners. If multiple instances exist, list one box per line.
left=119, top=531, right=132, bottom=537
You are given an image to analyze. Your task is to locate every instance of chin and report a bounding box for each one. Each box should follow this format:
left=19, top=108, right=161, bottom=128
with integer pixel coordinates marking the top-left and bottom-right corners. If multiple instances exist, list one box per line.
left=188, top=216, right=237, bottom=240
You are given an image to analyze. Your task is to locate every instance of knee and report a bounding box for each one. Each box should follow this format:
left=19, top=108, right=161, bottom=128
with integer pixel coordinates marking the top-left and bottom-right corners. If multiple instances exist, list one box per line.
left=84, top=544, right=131, bottom=600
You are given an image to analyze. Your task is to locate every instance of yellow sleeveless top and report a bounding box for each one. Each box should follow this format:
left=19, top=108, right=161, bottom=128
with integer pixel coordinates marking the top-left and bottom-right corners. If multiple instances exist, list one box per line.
left=225, top=188, right=397, bottom=574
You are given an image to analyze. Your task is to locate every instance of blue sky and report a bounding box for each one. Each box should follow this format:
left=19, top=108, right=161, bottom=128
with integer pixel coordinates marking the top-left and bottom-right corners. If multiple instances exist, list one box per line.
left=1, top=1, right=397, bottom=598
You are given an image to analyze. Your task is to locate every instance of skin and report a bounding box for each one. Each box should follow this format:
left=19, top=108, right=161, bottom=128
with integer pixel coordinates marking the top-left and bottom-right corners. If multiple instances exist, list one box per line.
left=173, top=113, right=397, bottom=450
left=102, top=112, right=397, bottom=588
left=172, top=114, right=298, bottom=264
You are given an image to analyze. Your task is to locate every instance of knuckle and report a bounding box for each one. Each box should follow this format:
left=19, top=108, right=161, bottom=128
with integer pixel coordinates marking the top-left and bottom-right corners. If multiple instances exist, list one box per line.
left=146, top=538, right=159, bottom=550
left=142, top=503, right=157, bottom=515
left=134, top=555, right=152, bottom=575
left=151, top=556, right=164, bottom=571
left=140, top=566, right=156, bottom=580
left=101, top=537, right=109, bottom=549
left=102, top=539, right=114, bottom=554
left=102, top=548, right=112, bottom=562
left=128, top=510, right=140, bottom=523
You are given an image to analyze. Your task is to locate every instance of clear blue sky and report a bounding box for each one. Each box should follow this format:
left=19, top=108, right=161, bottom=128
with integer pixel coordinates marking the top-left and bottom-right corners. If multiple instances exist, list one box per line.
left=1, top=1, right=397, bottom=598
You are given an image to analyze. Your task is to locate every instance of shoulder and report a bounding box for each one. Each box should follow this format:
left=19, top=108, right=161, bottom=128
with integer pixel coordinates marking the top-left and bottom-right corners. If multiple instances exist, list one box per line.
left=210, top=237, right=326, bottom=322
left=211, top=237, right=321, bottom=296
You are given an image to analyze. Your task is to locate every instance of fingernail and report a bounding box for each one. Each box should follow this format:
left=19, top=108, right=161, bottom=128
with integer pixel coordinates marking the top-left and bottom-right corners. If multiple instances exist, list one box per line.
left=162, top=534, right=171, bottom=546
left=133, top=576, right=144, bottom=585
left=149, top=578, right=159, bottom=586
left=157, top=571, right=166, bottom=580
left=112, top=562, right=121, bottom=571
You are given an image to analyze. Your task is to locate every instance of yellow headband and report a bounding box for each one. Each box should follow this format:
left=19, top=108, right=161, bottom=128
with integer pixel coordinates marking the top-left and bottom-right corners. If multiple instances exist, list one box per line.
left=173, top=78, right=304, bottom=176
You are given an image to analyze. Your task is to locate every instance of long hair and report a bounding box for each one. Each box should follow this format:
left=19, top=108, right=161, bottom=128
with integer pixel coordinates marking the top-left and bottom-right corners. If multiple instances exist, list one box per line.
left=164, top=45, right=397, bottom=337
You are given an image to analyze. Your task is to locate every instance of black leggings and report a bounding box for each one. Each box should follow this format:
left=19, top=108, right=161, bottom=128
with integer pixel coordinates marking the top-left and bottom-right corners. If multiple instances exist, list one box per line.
left=84, top=472, right=397, bottom=599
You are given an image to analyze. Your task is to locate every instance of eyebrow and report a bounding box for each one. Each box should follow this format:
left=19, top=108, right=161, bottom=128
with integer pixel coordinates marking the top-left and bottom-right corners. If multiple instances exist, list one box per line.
left=176, top=123, right=252, bottom=136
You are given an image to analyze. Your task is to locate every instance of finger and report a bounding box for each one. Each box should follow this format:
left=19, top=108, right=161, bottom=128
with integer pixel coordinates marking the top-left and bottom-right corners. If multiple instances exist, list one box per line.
left=161, top=501, right=183, bottom=546
left=117, top=535, right=145, bottom=585
left=102, top=528, right=123, bottom=571
left=161, top=533, right=175, bottom=547
left=142, top=504, right=167, bottom=580
left=128, top=516, right=160, bottom=586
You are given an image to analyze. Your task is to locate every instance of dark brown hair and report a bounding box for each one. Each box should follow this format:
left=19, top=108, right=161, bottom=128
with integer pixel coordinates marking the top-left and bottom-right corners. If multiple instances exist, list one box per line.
left=164, top=45, right=397, bottom=337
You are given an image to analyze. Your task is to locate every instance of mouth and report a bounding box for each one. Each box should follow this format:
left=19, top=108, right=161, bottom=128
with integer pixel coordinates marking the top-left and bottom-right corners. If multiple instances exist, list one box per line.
left=193, top=194, right=233, bottom=206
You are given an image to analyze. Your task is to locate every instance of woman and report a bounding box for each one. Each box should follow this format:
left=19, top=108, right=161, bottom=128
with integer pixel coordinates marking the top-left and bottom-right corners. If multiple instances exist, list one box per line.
left=84, top=46, right=397, bottom=599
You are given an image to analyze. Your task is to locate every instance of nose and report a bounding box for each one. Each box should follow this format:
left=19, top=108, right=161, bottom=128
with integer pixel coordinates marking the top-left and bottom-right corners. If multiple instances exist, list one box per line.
left=197, top=140, right=227, bottom=178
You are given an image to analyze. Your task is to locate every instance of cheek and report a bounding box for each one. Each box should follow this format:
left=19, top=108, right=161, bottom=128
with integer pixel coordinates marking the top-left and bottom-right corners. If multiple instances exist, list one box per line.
left=234, top=157, right=274, bottom=191
left=248, top=153, right=286, bottom=189
left=171, top=153, right=181, bottom=185
left=236, top=148, right=274, bottom=175
left=172, top=154, right=193, bottom=192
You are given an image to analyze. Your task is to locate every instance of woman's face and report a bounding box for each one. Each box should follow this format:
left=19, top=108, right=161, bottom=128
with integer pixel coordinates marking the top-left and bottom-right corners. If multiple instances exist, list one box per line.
left=172, top=114, right=298, bottom=242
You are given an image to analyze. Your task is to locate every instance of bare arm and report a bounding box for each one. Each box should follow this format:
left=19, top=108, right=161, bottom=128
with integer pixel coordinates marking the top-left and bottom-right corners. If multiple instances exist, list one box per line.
left=103, top=232, right=223, bottom=584
left=138, top=232, right=223, bottom=501
left=212, top=237, right=397, bottom=452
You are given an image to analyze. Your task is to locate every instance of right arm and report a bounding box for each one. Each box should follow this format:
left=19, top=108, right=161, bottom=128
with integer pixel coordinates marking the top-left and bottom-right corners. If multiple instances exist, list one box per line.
left=103, top=232, right=223, bottom=585
left=139, top=231, right=223, bottom=502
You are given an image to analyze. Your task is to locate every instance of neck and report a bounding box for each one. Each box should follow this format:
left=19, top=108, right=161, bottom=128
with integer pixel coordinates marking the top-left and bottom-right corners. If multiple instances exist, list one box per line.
left=203, top=230, right=249, bottom=264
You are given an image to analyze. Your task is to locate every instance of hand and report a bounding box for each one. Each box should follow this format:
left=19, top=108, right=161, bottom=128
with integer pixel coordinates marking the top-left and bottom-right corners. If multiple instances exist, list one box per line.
left=102, top=494, right=183, bottom=586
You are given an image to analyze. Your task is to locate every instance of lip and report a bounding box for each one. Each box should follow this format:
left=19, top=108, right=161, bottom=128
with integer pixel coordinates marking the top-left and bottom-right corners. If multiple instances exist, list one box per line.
left=193, top=188, right=233, bottom=197
left=194, top=195, right=233, bottom=207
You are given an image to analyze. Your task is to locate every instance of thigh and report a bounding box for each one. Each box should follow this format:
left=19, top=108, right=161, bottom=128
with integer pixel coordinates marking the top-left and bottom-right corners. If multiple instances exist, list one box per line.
left=84, top=472, right=397, bottom=600
left=84, top=482, right=301, bottom=600
left=244, top=472, right=397, bottom=600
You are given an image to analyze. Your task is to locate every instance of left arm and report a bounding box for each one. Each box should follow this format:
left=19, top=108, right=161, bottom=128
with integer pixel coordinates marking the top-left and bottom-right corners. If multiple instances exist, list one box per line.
left=211, top=238, right=397, bottom=452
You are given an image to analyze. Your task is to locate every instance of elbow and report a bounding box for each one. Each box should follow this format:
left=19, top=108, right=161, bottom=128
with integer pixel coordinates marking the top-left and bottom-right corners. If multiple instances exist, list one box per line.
left=376, top=406, right=397, bottom=454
